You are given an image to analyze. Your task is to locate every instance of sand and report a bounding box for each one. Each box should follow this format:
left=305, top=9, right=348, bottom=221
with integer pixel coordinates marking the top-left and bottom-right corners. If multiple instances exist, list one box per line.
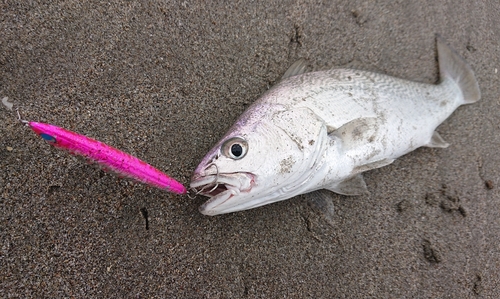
left=1, top=1, right=500, bottom=297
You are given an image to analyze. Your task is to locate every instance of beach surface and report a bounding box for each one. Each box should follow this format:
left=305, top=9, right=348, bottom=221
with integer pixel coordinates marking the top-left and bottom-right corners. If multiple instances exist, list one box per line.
left=1, top=1, right=500, bottom=297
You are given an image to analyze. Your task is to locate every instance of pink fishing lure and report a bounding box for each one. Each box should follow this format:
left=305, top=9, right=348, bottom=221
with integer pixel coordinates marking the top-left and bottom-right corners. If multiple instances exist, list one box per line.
left=28, top=121, right=187, bottom=194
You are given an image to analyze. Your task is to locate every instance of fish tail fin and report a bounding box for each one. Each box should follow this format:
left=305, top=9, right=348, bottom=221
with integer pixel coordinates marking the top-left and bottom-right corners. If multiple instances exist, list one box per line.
left=437, top=35, right=481, bottom=104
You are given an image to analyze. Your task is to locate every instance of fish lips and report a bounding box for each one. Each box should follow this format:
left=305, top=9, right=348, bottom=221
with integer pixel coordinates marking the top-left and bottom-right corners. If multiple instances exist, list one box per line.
left=190, top=172, right=255, bottom=216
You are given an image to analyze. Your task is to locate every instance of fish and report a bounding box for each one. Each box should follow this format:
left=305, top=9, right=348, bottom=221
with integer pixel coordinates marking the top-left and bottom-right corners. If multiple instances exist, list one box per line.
left=190, top=36, right=481, bottom=216
left=27, top=121, right=187, bottom=194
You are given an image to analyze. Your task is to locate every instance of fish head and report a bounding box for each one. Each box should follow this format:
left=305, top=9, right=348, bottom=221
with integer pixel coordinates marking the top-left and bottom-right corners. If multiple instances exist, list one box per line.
left=191, top=106, right=328, bottom=216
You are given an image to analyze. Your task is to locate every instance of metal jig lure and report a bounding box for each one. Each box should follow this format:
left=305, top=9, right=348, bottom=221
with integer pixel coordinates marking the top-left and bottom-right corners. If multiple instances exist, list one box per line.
left=17, top=110, right=186, bottom=194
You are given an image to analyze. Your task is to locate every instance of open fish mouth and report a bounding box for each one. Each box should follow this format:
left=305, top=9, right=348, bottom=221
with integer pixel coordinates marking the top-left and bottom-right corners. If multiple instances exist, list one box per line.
left=190, top=172, right=255, bottom=215
left=196, top=183, right=229, bottom=197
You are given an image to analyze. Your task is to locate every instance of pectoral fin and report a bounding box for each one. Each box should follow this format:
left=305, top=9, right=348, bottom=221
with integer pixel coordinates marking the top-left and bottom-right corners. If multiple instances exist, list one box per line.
left=325, top=174, right=369, bottom=196
left=425, top=131, right=449, bottom=148
left=330, top=117, right=379, bottom=151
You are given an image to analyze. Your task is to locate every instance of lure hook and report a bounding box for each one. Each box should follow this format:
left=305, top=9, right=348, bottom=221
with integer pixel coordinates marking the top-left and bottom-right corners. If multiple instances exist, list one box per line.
left=188, top=162, right=220, bottom=199
left=16, top=108, right=29, bottom=125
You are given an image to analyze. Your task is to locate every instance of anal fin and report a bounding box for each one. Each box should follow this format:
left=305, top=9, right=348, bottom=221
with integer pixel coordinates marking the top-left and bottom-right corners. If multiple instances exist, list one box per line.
left=325, top=174, right=369, bottom=196
left=425, top=131, right=449, bottom=148
left=352, top=158, right=395, bottom=175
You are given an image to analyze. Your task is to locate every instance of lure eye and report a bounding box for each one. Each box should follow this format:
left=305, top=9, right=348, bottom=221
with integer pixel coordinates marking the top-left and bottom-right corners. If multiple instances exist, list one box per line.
left=222, top=137, right=248, bottom=160
left=40, top=133, right=56, bottom=143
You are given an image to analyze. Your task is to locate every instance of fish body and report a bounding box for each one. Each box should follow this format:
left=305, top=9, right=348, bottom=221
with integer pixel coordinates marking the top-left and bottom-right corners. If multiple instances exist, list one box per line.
left=191, top=37, right=480, bottom=215
left=29, top=122, right=187, bottom=194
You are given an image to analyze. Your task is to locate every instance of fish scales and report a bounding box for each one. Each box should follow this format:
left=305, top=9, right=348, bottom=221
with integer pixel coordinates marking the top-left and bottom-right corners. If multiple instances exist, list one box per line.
left=191, top=36, right=480, bottom=215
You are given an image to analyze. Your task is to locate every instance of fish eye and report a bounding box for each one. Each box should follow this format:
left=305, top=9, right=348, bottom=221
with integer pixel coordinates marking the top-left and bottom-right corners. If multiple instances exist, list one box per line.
left=222, top=137, right=248, bottom=160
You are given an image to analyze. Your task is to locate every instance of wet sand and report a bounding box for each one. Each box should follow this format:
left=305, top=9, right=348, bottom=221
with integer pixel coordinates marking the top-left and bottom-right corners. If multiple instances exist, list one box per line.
left=1, top=1, right=500, bottom=297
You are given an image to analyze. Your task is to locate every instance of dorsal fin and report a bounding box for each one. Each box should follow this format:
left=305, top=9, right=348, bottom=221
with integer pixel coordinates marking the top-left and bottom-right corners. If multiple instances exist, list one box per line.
left=281, top=59, right=309, bottom=80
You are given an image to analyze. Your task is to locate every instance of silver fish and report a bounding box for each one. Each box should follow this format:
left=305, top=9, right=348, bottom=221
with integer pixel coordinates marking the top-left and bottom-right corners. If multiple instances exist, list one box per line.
left=191, top=36, right=480, bottom=216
